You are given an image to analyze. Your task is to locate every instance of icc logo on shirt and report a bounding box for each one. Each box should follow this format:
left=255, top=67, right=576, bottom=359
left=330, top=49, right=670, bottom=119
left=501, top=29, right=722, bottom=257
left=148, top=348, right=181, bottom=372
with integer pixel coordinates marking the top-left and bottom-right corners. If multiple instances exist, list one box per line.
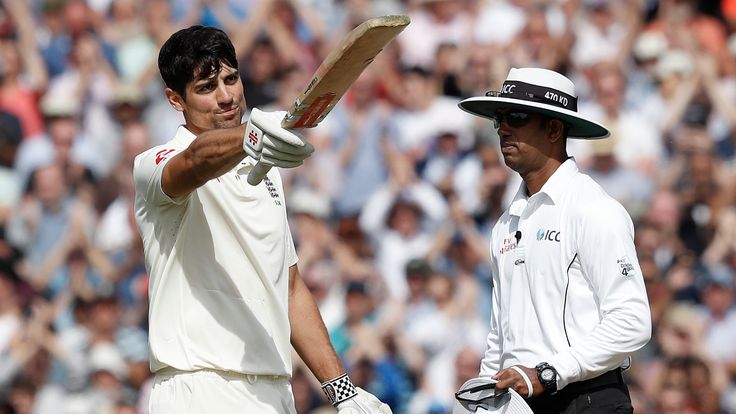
left=537, top=228, right=561, bottom=242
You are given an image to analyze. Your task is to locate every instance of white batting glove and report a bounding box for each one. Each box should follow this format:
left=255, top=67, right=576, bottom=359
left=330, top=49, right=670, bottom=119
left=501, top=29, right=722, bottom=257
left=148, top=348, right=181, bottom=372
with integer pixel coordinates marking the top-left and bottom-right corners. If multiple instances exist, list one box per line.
left=243, top=108, right=314, bottom=168
left=321, top=374, right=393, bottom=414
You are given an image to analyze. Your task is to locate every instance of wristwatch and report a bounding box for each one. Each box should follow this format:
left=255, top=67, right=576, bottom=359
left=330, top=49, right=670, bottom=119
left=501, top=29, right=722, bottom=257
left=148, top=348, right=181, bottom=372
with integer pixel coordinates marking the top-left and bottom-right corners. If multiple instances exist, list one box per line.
left=535, top=362, right=558, bottom=394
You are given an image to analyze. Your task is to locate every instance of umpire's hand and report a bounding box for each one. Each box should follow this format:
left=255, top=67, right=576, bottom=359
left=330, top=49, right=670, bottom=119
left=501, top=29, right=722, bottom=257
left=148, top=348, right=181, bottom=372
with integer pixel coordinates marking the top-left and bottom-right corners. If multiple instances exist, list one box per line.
left=493, top=365, right=543, bottom=399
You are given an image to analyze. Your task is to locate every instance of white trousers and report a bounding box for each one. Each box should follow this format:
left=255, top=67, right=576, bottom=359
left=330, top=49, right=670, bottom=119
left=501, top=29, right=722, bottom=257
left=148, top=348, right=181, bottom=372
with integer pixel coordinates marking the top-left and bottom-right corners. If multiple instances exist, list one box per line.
left=149, top=369, right=297, bottom=414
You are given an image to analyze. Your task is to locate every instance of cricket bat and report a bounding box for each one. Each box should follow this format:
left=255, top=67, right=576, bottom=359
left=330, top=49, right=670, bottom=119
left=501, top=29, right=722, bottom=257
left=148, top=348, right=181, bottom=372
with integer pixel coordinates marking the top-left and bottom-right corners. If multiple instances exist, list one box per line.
left=247, top=14, right=410, bottom=185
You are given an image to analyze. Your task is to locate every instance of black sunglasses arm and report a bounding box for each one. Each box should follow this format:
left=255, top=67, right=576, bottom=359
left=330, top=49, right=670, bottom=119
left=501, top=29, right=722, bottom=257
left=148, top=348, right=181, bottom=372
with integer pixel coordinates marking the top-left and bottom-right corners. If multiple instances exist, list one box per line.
left=455, top=382, right=510, bottom=403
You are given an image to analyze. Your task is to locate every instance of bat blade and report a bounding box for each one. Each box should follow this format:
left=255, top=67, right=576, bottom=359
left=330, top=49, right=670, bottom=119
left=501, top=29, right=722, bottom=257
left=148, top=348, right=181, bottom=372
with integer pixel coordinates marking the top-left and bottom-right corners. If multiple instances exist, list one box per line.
left=247, top=15, right=410, bottom=185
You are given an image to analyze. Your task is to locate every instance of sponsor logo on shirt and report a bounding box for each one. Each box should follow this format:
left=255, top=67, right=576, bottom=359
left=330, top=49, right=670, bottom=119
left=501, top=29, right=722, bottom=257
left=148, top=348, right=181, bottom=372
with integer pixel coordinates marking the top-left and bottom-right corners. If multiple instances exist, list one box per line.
left=499, top=236, right=518, bottom=255
left=264, top=177, right=281, bottom=206
left=536, top=228, right=561, bottom=242
left=155, top=149, right=175, bottom=165
left=617, top=257, right=635, bottom=277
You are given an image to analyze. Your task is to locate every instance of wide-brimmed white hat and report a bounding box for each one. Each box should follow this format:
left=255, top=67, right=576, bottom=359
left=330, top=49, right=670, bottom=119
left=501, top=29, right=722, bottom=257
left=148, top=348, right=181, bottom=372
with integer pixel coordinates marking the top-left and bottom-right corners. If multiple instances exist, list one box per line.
left=453, top=377, right=534, bottom=414
left=458, top=67, right=609, bottom=139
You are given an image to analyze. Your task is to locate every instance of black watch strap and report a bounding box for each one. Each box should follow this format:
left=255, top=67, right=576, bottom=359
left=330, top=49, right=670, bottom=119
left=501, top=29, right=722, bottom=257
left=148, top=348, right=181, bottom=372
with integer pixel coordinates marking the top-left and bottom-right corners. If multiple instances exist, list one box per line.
left=536, top=362, right=558, bottom=394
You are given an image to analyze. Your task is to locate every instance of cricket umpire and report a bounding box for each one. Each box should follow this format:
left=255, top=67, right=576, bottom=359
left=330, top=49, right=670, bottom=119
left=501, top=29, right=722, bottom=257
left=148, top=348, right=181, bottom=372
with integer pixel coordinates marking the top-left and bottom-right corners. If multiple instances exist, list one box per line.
left=133, top=26, right=391, bottom=413
left=455, top=67, right=651, bottom=413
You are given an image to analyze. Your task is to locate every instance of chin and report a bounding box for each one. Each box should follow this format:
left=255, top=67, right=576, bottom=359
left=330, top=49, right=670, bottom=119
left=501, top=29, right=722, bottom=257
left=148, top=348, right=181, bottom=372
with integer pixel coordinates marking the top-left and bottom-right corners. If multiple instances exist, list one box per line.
left=214, top=118, right=242, bottom=130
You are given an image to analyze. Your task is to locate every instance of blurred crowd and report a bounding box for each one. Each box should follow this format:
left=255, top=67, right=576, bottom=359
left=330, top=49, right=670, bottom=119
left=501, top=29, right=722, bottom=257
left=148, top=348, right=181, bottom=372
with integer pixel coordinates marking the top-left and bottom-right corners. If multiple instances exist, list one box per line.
left=0, top=0, right=735, bottom=413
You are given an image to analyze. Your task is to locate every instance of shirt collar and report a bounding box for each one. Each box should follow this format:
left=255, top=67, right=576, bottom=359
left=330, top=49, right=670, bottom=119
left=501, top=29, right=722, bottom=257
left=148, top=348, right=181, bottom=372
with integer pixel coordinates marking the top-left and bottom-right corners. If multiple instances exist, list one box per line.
left=172, top=125, right=197, bottom=146
left=508, top=157, right=578, bottom=216
left=538, top=157, right=578, bottom=204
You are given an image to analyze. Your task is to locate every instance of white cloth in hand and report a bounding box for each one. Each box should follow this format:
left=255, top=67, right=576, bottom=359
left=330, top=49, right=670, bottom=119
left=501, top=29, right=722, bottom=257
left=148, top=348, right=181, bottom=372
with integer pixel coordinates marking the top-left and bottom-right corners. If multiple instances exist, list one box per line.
left=243, top=108, right=314, bottom=168
left=336, top=387, right=393, bottom=414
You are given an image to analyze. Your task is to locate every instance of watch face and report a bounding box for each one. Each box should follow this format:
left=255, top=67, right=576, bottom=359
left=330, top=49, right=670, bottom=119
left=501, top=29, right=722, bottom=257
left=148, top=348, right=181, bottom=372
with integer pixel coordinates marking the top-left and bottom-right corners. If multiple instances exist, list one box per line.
left=541, top=368, right=555, bottom=382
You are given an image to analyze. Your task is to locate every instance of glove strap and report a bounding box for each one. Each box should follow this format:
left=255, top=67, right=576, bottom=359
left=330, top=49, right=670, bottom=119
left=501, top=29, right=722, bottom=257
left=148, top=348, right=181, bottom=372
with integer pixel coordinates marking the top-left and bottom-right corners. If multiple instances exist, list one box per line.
left=321, top=373, right=358, bottom=406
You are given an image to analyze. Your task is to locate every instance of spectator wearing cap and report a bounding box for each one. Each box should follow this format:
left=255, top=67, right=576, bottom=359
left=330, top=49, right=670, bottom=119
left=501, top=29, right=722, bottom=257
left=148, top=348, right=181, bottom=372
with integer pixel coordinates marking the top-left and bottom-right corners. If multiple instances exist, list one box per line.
left=582, top=137, right=654, bottom=221
left=390, top=66, right=475, bottom=166
left=696, top=264, right=736, bottom=367
left=570, top=61, right=663, bottom=177
left=109, top=84, right=148, bottom=129
left=627, top=30, right=669, bottom=105
left=287, top=187, right=355, bottom=333
left=654, top=50, right=736, bottom=150
left=359, top=154, right=448, bottom=300
left=14, top=93, right=101, bottom=193
left=289, top=187, right=335, bottom=269
left=420, top=130, right=469, bottom=196
left=329, top=281, right=379, bottom=361
left=381, top=258, right=435, bottom=337
left=86, top=342, right=129, bottom=406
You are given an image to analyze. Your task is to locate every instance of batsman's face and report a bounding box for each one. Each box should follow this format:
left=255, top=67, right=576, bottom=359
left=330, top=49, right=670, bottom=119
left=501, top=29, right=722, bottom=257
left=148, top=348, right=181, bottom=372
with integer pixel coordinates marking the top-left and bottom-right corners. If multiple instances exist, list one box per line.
left=171, top=63, right=245, bottom=135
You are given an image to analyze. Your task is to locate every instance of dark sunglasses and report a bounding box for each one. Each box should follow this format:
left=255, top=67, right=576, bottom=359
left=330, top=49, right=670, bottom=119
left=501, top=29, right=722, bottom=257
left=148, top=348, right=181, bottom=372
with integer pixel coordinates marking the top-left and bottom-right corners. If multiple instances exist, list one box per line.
left=490, top=111, right=533, bottom=129
left=455, top=381, right=510, bottom=411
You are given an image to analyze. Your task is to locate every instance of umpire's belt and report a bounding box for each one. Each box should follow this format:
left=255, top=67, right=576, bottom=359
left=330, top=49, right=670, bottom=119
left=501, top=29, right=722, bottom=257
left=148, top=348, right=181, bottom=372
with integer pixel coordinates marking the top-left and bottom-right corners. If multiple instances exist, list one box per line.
left=561, top=368, right=624, bottom=395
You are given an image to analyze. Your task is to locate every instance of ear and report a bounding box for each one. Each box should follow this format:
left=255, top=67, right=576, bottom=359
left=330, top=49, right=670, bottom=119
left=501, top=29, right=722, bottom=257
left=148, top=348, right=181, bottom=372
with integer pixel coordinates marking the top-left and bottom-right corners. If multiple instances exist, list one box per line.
left=547, top=119, right=565, bottom=144
left=165, top=88, right=185, bottom=113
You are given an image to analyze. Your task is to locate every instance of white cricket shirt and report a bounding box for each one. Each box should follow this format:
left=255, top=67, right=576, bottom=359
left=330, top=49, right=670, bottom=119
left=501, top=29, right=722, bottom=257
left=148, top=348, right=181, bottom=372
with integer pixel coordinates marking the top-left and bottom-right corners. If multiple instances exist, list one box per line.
left=133, top=126, right=297, bottom=376
left=480, top=159, right=651, bottom=390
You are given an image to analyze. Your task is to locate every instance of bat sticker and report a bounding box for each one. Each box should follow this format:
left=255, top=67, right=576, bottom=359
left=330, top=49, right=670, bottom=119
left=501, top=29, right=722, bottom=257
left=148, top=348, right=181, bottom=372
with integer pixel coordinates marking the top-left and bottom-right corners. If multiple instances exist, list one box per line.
left=293, top=93, right=336, bottom=128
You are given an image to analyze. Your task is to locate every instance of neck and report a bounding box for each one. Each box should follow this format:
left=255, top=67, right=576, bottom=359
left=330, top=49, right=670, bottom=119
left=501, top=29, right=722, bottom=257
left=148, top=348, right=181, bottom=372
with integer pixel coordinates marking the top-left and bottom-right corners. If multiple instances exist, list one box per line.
left=521, top=157, right=565, bottom=195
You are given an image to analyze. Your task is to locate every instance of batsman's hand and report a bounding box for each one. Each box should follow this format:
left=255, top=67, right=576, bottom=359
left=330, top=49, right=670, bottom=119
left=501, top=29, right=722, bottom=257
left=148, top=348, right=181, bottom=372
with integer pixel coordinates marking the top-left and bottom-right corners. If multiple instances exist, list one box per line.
left=243, top=108, right=314, bottom=169
left=336, top=387, right=393, bottom=414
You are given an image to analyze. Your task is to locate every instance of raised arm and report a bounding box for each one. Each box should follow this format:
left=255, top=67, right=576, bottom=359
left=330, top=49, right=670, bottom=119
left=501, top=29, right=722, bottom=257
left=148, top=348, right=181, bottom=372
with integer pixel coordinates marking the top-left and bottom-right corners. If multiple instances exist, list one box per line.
left=161, top=124, right=248, bottom=199
left=4, top=0, right=48, bottom=91
left=161, top=107, right=313, bottom=199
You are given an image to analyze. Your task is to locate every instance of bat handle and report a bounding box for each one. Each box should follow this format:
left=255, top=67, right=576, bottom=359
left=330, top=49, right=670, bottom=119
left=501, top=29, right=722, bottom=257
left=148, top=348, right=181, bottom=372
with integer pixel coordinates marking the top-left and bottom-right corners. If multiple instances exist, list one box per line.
left=247, top=162, right=271, bottom=185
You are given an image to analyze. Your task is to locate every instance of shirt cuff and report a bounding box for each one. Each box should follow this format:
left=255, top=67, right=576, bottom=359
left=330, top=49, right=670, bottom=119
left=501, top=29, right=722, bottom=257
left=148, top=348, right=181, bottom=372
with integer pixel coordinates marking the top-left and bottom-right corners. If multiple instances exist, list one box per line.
left=549, top=351, right=581, bottom=390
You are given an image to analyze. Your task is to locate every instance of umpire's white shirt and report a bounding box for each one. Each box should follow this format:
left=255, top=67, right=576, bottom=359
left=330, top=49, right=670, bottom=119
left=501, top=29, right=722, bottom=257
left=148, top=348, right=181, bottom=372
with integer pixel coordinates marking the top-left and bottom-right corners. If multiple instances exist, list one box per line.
left=480, top=158, right=651, bottom=390
left=134, top=126, right=297, bottom=376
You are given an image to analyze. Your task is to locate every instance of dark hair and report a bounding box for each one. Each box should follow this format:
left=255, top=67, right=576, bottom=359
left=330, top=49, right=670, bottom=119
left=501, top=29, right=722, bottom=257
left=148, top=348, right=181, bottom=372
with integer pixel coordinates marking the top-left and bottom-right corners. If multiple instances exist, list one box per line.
left=158, top=25, right=238, bottom=98
left=538, top=112, right=570, bottom=139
